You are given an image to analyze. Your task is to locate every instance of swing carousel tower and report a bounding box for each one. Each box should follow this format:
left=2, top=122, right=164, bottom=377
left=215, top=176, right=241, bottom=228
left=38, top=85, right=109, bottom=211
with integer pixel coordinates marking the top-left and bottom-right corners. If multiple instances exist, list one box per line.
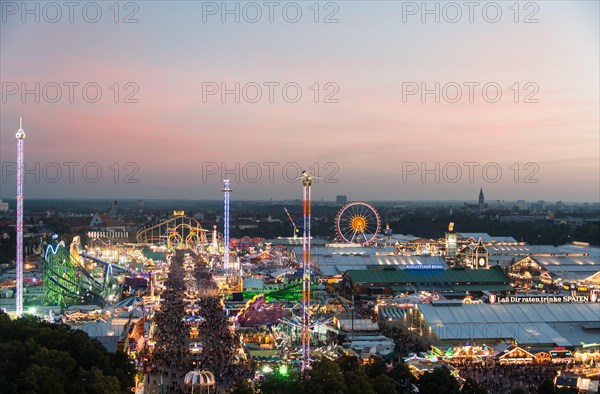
left=15, top=118, right=25, bottom=316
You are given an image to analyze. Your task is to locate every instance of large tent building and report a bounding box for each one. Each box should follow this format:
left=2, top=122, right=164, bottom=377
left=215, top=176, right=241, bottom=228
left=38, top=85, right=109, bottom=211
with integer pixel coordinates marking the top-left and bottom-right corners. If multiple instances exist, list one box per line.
left=342, top=268, right=513, bottom=298
left=407, top=302, right=600, bottom=350
left=510, top=255, right=600, bottom=287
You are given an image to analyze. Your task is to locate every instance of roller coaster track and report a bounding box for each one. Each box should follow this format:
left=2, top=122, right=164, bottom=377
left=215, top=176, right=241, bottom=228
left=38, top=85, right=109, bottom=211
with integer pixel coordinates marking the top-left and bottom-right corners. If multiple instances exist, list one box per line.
left=46, top=276, right=103, bottom=305
left=136, top=215, right=212, bottom=250
left=80, top=253, right=131, bottom=273
left=42, top=243, right=125, bottom=306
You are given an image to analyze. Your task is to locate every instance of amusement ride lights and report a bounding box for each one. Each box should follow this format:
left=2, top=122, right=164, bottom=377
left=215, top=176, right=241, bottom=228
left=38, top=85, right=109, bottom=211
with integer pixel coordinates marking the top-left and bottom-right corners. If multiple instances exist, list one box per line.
left=301, top=170, right=312, bottom=375
left=16, top=118, right=25, bottom=316
left=222, top=180, right=232, bottom=269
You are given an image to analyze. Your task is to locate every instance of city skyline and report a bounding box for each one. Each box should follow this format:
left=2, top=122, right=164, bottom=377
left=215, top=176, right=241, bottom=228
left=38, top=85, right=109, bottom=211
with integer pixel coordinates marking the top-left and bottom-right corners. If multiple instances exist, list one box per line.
left=1, top=1, right=599, bottom=201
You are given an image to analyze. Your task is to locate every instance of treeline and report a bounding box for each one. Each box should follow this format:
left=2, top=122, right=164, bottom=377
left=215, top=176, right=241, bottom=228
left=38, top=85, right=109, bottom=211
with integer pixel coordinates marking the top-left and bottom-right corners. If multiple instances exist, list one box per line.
left=229, top=213, right=598, bottom=246
left=389, top=213, right=599, bottom=246
left=0, top=311, right=135, bottom=394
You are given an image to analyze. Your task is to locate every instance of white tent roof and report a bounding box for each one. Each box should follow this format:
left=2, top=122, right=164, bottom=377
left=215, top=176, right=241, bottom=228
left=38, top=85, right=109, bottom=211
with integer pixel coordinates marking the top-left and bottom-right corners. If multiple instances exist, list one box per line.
left=417, top=303, right=600, bottom=346
left=459, top=233, right=517, bottom=243
left=336, top=318, right=379, bottom=332
left=487, top=245, right=562, bottom=255
left=533, top=255, right=599, bottom=268
left=243, top=278, right=264, bottom=290
left=315, top=255, right=447, bottom=276
left=558, top=244, right=600, bottom=257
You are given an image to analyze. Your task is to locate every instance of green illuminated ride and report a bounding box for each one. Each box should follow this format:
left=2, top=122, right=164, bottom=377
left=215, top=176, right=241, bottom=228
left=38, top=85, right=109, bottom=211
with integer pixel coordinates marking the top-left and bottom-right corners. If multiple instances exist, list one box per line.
left=42, top=237, right=124, bottom=307
left=242, top=282, right=318, bottom=301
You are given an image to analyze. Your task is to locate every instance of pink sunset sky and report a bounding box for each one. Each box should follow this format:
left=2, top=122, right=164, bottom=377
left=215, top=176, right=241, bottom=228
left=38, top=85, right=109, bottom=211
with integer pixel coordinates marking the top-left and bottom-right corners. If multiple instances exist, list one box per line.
left=0, top=1, right=598, bottom=201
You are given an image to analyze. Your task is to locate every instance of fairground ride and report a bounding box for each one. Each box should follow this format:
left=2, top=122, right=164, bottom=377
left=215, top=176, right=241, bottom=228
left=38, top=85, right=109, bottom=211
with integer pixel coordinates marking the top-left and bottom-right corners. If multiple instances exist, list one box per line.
left=335, top=201, right=382, bottom=245
left=136, top=213, right=218, bottom=251
left=241, top=282, right=320, bottom=302
left=42, top=237, right=130, bottom=307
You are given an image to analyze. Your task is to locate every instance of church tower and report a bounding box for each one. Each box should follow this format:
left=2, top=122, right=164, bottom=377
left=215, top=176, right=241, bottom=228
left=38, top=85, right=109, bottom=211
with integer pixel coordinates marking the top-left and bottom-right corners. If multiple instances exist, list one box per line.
left=478, top=188, right=485, bottom=211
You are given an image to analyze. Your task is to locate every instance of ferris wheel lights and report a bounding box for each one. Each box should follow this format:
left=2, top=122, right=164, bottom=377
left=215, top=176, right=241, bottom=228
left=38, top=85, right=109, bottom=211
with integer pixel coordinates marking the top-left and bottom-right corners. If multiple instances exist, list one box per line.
left=335, top=201, right=382, bottom=245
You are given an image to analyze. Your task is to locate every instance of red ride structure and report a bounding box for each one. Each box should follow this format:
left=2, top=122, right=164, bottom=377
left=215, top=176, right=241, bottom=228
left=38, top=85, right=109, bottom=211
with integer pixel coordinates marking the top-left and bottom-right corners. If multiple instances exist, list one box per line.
left=301, top=171, right=312, bottom=376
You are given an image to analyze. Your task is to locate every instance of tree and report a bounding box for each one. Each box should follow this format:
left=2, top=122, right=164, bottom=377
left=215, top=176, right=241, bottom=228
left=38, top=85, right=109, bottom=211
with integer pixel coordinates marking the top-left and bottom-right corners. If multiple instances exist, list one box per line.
left=361, top=356, right=387, bottom=379
left=307, top=358, right=347, bottom=394
left=370, top=374, right=397, bottom=394
left=344, top=371, right=375, bottom=394
left=259, top=372, right=305, bottom=394
left=538, top=380, right=556, bottom=394
left=418, top=366, right=460, bottom=394
left=18, top=364, right=68, bottom=394
left=74, top=366, right=121, bottom=394
left=337, top=354, right=360, bottom=372
left=461, top=377, right=488, bottom=394
left=0, top=311, right=134, bottom=393
left=389, top=362, right=416, bottom=388
left=231, top=379, right=254, bottom=394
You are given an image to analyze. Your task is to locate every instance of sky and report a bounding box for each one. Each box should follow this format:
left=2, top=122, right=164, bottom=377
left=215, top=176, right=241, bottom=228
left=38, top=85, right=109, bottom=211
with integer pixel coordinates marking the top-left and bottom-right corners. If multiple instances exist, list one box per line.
left=0, top=1, right=599, bottom=202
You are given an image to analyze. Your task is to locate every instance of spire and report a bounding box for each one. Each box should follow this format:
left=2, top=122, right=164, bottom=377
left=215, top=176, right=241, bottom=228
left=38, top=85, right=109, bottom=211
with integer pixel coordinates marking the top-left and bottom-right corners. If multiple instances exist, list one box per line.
left=478, top=187, right=484, bottom=209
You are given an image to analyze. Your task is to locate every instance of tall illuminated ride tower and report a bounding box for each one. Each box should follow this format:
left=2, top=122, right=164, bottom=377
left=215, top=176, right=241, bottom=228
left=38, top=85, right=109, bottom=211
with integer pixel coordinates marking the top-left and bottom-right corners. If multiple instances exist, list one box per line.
left=15, top=118, right=25, bottom=316
left=222, top=180, right=231, bottom=269
left=301, top=171, right=312, bottom=374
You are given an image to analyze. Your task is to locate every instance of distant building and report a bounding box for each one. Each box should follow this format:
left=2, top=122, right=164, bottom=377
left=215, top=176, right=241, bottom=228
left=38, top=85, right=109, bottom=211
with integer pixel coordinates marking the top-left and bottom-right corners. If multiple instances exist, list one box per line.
left=531, top=200, right=546, bottom=212
left=90, top=213, right=126, bottom=231
left=478, top=188, right=485, bottom=211
left=554, top=217, right=583, bottom=228
left=0, top=199, right=8, bottom=212
left=235, top=219, right=258, bottom=230
left=109, top=200, right=118, bottom=217
left=336, top=195, right=348, bottom=205
left=463, top=188, right=487, bottom=212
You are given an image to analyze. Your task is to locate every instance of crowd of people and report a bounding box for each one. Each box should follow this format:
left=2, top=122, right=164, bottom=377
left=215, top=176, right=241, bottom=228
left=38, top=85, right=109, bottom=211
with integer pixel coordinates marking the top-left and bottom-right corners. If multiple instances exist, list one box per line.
left=147, top=251, right=190, bottom=393
left=459, top=363, right=561, bottom=394
left=146, top=250, right=251, bottom=393
left=380, top=323, right=427, bottom=358
left=376, top=319, right=571, bottom=394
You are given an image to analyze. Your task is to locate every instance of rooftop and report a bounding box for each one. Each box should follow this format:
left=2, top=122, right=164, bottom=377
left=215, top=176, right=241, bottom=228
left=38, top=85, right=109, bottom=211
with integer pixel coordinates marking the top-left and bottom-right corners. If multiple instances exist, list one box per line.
left=317, top=255, right=448, bottom=276
left=345, top=268, right=510, bottom=285
left=458, top=233, right=517, bottom=243
left=417, top=303, right=600, bottom=347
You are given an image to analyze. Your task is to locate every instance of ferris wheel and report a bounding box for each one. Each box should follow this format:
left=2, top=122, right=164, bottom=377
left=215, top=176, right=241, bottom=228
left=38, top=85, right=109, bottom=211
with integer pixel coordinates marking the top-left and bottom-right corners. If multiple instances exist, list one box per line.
left=335, top=201, right=382, bottom=245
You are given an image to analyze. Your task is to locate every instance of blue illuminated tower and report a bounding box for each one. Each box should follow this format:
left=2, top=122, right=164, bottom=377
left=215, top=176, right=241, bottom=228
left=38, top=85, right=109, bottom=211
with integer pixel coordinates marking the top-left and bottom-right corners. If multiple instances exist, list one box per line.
left=222, top=180, right=231, bottom=269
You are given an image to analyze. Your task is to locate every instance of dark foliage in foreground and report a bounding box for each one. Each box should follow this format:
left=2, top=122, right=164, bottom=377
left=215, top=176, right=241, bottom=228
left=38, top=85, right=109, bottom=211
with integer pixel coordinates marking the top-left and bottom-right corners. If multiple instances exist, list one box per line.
left=0, top=310, right=135, bottom=394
